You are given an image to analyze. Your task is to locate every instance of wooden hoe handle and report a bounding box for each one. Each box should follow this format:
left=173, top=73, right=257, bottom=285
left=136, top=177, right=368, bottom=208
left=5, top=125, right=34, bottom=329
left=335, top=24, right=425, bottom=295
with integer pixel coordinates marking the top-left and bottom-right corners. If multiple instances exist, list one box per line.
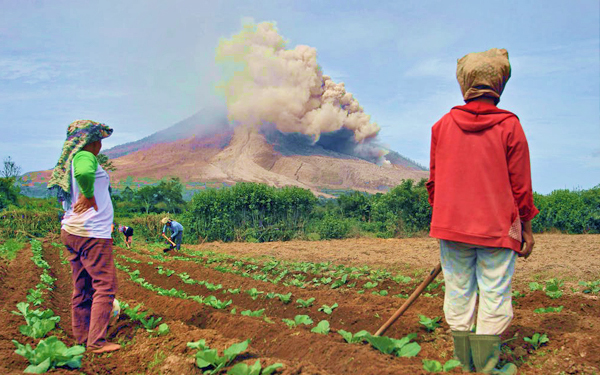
left=374, top=262, right=442, bottom=337
left=162, top=233, right=176, bottom=246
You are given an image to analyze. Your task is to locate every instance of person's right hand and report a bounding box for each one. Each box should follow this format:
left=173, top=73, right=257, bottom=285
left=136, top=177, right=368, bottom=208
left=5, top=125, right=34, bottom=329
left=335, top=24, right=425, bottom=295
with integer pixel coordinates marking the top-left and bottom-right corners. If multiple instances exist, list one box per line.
left=519, top=220, right=535, bottom=259
left=74, top=194, right=98, bottom=214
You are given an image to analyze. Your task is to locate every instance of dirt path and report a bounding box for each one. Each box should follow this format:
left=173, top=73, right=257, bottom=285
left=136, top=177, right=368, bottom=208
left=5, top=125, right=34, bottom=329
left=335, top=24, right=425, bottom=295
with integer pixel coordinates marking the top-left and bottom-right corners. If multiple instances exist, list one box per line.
left=191, top=234, right=600, bottom=287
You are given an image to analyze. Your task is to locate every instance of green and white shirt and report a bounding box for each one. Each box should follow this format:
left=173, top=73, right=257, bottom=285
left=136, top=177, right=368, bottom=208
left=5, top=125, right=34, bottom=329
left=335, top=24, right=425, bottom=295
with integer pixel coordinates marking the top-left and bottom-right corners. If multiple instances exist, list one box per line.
left=61, top=151, right=114, bottom=239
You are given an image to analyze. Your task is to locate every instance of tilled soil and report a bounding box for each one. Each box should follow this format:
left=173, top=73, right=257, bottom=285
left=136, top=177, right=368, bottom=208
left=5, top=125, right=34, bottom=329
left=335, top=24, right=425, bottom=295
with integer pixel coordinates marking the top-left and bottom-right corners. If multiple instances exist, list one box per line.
left=0, top=233, right=598, bottom=374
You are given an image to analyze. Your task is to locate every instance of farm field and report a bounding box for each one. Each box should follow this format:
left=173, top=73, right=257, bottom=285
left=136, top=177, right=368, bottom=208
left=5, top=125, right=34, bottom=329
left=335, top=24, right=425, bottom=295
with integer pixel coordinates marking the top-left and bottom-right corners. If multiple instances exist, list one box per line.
left=1, top=234, right=599, bottom=374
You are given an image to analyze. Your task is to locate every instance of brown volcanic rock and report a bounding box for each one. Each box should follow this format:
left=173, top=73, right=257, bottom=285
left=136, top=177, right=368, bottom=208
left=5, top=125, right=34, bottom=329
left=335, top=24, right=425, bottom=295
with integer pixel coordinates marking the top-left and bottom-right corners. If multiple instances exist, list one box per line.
left=109, top=126, right=428, bottom=194
left=23, top=122, right=428, bottom=195
left=110, top=132, right=234, bottom=183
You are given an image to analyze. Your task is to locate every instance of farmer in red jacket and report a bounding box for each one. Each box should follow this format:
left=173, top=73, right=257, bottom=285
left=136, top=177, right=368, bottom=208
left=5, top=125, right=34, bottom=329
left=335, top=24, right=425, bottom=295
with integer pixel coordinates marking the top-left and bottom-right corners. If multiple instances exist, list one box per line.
left=427, top=48, right=538, bottom=374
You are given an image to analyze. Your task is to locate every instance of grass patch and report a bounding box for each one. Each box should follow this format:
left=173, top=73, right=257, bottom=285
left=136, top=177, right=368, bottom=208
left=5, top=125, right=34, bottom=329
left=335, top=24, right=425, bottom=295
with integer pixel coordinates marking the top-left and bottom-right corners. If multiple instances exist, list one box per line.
left=0, top=239, right=25, bottom=261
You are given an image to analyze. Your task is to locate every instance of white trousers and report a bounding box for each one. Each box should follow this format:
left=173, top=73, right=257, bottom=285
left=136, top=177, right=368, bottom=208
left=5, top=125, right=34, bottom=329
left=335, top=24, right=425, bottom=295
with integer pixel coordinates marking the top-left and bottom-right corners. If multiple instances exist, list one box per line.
left=440, top=240, right=517, bottom=335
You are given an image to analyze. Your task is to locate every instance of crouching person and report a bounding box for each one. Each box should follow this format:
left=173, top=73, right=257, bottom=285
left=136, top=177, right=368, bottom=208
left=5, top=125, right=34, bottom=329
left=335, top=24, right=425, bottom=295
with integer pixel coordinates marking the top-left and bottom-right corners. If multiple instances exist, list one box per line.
left=48, top=120, right=120, bottom=354
left=161, top=217, right=184, bottom=252
left=426, top=49, right=538, bottom=374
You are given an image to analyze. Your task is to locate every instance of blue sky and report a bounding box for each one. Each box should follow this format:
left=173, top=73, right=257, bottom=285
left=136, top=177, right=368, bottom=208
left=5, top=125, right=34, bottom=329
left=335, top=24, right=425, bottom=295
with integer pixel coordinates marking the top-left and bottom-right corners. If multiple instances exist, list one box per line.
left=1, top=0, right=598, bottom=194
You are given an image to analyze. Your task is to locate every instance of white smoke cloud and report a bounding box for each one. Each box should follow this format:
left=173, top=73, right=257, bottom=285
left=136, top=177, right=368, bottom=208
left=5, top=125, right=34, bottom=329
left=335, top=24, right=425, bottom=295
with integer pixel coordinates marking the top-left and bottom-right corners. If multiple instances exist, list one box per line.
left=215, top=21, right=381, bottom=143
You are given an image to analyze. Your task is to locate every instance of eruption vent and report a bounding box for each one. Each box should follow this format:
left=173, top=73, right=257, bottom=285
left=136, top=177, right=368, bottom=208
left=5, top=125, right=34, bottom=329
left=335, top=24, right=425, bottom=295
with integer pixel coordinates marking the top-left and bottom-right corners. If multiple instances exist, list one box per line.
left=216, top=21, right=381, bottom=144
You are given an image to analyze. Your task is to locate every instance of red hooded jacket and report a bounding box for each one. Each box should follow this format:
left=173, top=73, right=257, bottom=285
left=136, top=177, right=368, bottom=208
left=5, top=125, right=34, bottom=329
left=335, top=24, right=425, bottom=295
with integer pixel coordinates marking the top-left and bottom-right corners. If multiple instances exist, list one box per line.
left=426, top=100, right=539, bottom=253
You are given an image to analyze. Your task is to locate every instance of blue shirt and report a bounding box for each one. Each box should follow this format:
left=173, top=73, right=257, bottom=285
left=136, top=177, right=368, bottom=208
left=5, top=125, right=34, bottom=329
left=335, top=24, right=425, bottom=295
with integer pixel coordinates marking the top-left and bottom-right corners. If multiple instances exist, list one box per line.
left=162, top=220, right=183, bottom=238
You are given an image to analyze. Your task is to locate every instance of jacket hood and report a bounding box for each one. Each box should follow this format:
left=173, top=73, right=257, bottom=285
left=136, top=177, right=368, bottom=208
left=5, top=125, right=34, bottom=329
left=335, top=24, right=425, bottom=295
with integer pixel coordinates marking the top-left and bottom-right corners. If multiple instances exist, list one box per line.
left=450, top=101, right=517, bottom=132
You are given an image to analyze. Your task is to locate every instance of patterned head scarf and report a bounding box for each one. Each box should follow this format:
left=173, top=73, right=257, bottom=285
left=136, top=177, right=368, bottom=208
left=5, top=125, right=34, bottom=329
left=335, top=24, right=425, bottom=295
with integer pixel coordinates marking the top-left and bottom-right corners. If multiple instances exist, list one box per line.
left=456, top=48, right=511, bottom=104
left=47, top=120, right=113, bottom=202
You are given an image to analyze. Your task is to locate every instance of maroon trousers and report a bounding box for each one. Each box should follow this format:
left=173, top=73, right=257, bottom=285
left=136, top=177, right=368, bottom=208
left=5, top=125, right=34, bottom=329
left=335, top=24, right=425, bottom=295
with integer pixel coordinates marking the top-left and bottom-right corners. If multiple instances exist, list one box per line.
left=61, top=230, right=118, bottom=349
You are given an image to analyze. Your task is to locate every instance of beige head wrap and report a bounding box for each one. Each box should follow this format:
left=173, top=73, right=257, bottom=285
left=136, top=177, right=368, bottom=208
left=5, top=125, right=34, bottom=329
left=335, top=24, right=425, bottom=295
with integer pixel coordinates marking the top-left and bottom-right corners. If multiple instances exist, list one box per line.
left=161, top=217, right=171, bottom=224
left=456, top=48, right=511, bottom=103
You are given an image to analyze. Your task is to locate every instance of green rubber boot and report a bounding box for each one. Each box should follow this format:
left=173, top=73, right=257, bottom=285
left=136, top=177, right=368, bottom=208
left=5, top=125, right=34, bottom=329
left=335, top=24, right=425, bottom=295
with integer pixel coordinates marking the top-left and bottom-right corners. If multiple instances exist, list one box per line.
left=470, top=334, right=517, bottom=375
left=452, top=331, right=474, bottom=372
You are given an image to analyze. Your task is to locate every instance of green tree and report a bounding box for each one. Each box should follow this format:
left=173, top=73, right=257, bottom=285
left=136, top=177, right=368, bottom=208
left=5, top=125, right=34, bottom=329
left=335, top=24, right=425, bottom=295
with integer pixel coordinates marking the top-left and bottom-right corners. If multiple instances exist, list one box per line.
left=2, top=156, right=22, bottom=178
left=134, top=185, right=159, bottom=214
left=96, top=153, right=116, bottom=172
left=0, top=156, right=21, bottom=211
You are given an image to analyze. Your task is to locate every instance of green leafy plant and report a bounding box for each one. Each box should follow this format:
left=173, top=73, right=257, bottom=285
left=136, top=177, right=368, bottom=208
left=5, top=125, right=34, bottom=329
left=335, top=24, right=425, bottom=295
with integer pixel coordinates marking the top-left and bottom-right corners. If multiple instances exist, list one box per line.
left=418, top=315, right=441, bottom=332
left=365, top=333, right=421, bottom=358
left=544, top=279, right=564, bottom=299
left=363, top=281, right=378, bottom=289
left=331, top=274, right=348, bottom=289
left=524, top=333, right=549, bottom=350
left=512, top=290, right=526, bottom=299
left=12, top=303, right=60, bottom=339
left=579, top=280, right=600, bottom=294
left=192, top=339, right=250, bottom=374
left=205, top=282, right=223, bottom=291
left=310, top=320, right=330, bottom=334
left=187, top=339, right=207, bottom=350
left=26, top=288, right=45, bottom=306
left=227, top=360, right=283, bottom=375
left=12, top=336, right=85, bottom=374
left=392, top=274, right=412, bottom=284
left=277, top=292, right=292, bottom=304
left=318, top=303, right=338, bottom=315
left=422, top=359, right=461, bottom=373
left=203, top=296, right=233, bottom=310
left=296, top=297, right=315, bottom=308
left=227, top=288, right=241, bottom=294
left=140, top=316, right=163, bottom=331
left=534, top=306, right=564, bottom=314
left=241, top=309, right=265, bottom=317
left=372, top=290, right=389, bottom=296
left=337, top=329, right=371, bottom=344
left=282, top=315, right=313, bottom=328
left=246, top=288, right=264, bottom=300
left=157, top=323, right=170, bottom=336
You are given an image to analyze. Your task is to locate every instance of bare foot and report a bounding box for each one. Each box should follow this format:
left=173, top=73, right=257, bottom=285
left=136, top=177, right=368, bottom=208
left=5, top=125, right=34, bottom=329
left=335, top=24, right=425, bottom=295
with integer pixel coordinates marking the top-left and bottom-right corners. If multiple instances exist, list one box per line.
left=90, top=342, right=121, bottom=354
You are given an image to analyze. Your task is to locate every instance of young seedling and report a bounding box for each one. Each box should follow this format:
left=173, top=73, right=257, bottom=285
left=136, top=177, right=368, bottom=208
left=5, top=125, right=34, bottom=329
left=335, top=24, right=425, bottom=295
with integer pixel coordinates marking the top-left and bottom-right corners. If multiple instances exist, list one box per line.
left=422, top=359, right=461, bottom=373
left=241, top=309, right=265, bottom=317
left=337, top=329, right=371, bottom=344
left=296, top=297, right=315, bottom=308
left=365, top=333, right=421, bottom=358
left=193, top=339, right=250, bottom=374
left=246, top=288, right=264, bottom=300
left=544, top=279, right=564, bottom=299
left=227, top=360, right=283, bottom=375
left=533, top=306, right=564, bottom=314
left=310, top=320, right=330, bottom=334
left=418, top=315, right=441, bottom=332
left=282, top=315, right=313, bottom=328
left=372, top=290, right=389, bottom=296
left=579, top=280, right=600, bottom=294
left=12, top=336, right=85, bottom=373
left=140, top=316, right=163, bottom=331
left=318, top=303, right=338, bottom=315
left=524, top=333, right=549, bottom=350
left=277, top=293, right=292, bottom=304
left=156, top=323, right=170, bottom=336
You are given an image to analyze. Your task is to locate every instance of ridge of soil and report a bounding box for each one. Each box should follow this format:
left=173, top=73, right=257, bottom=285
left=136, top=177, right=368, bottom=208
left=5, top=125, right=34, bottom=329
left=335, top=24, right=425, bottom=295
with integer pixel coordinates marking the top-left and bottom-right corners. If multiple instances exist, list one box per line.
left=0, top=233, right=598, bottom=374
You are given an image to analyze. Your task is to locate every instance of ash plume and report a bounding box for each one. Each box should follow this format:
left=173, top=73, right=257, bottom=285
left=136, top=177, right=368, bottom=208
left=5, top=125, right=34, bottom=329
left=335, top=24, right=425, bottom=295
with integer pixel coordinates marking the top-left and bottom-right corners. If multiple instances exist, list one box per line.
left=215, top=21, right=382, bottom=147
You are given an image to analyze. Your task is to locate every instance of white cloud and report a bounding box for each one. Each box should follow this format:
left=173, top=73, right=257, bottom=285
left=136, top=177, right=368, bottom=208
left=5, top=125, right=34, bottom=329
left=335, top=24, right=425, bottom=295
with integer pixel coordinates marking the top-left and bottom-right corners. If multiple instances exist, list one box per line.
left=0, top=56, right=61, bottom=83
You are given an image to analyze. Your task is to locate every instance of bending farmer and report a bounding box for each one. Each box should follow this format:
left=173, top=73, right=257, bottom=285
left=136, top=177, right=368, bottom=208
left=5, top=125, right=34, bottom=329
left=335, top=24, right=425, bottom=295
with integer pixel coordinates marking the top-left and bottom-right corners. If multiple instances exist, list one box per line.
left=48, top=120, right=120, bottom=354
left=117, top=224, right=134, bottom=248
left=161, top=217, right=183, bottom=252
left=426, top=48, right=538, bottom=374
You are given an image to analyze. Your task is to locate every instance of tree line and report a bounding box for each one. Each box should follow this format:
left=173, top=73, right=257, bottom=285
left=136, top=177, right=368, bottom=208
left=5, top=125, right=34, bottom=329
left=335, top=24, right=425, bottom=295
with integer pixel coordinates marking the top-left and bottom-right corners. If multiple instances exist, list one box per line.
left=1, top=155, right=599, bottom=241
